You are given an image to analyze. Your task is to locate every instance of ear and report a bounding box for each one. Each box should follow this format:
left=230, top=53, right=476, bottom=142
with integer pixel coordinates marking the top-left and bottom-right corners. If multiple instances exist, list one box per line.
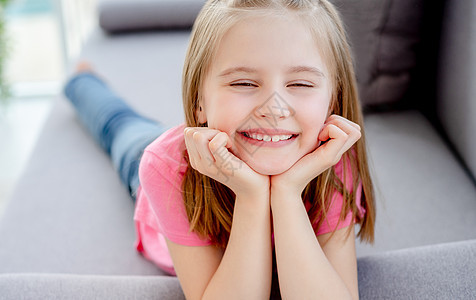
left=196, top=101, right=207, bottom=124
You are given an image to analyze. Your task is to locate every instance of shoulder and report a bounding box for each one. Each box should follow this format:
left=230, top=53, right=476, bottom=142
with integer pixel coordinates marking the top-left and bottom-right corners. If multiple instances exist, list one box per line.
left=146, top=123, right=186, bottom=153
left=140, top=123, right=188, bottom=179
left=136, top=124, right=211, bottom=245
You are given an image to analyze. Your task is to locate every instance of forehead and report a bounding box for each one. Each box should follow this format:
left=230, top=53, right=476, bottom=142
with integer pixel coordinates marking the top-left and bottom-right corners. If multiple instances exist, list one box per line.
left=208, top=13, right=330, bottom=76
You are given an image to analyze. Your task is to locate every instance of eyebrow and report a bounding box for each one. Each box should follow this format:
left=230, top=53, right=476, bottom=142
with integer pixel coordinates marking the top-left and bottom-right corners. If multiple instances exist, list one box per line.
left=218, top=65, right=325, bottom=78
left=218, top=66, right=258, bottom=77
left=288, top=66, right=326, bottom=78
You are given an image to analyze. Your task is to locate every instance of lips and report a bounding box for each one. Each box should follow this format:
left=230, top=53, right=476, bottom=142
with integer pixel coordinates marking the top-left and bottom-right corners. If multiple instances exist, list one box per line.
left=238, top=128, right=299, bottom=146
left=240, top=128, right=298, bottom=135
left=242, top=132, right=293, bottom=142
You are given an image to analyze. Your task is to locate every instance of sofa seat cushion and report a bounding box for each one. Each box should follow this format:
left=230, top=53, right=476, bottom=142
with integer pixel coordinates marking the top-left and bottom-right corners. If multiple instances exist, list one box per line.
left=75, top=29, right=189, bottom=126
left=357, top=111, right=476, bottom=256
left=0, top=96, right=166, bottom=275
left=0, top=29, right=190, bottom=276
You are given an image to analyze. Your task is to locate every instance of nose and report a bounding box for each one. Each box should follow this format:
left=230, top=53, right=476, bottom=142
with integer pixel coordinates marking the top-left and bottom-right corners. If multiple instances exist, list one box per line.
left=253, top=91, right=294, bottom=123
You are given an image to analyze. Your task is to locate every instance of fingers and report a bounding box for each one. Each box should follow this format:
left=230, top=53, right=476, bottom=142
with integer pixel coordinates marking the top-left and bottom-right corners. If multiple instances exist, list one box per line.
left=209, top=132, right=234, bottom=164
left=316, top=115, right=362, bottom=166
left=184, top=127, right=270, bottom=198
left=326, top=114, right=361, bottom=131
left=325, top=115, right=361, bottom=156
left=184, top=127, right=221, bottom=166
left=183, top=127, right=240, bottom=183
left=320, top=115, right=360, bottom=140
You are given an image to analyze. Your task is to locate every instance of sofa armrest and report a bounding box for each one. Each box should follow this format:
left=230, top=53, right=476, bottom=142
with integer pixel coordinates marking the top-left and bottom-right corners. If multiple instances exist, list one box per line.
left=3, top=240, right=475, bottom=300
left=98, top=0, right=205, bottom=33
left=358, top=239, right=476, bottom=299
left=0, top=273, right=185, bottom=300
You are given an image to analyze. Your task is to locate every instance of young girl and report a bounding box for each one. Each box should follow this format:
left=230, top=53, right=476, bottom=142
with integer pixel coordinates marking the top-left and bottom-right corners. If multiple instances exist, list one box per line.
left=65, top=0, right=375, bottom=299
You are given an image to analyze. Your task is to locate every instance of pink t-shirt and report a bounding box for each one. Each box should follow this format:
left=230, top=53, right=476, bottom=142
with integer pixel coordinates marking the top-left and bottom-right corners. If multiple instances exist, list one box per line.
left=134, top=124, right=363, bottom=275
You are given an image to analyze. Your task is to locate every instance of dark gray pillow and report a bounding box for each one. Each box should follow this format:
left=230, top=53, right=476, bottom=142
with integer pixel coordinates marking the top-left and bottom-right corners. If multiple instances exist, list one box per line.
left=333, top=0, right=424, bottom=106
left=98, top=0, right=205, bottom=33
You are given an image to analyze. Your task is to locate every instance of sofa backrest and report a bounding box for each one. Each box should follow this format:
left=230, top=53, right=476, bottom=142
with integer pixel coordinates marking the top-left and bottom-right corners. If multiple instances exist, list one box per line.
left=98, top=0, right=476, bottom=180
left=97, top=0, right=427, bottom=108
left=437, top=0, right=476, bottom=181
left=98, top=0, right=204, bottom=32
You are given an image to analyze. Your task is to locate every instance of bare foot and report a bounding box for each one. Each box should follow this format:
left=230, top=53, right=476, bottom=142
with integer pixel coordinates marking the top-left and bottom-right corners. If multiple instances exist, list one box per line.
left=75, top=61, right=94, bottom=74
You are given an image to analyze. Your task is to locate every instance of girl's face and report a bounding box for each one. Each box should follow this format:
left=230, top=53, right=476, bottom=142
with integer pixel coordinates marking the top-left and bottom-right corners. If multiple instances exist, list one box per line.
left=200, top=14, right=333, bottom=175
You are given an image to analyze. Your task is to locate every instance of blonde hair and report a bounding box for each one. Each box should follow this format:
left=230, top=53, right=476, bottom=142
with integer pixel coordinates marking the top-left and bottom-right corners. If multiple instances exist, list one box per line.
left=182, top=0, right=375, bottom=248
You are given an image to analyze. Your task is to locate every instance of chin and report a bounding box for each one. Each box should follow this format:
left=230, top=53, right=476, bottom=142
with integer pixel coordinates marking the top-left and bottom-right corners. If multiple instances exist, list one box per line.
left=247, top=160, right=294, bottom=176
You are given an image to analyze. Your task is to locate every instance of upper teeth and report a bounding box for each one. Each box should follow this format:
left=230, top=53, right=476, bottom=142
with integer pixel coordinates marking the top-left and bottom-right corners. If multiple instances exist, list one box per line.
left=245, top=133, right=293, bottom=142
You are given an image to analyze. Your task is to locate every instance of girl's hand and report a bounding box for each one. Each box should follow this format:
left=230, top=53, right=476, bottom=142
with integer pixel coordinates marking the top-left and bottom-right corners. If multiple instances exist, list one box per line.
left=270, top=115, right=361, bottom=197
left=184, top=127, right=270, bottom=199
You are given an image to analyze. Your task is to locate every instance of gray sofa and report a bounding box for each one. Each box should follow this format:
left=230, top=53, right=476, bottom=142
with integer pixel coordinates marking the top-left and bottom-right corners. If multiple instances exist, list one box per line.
left=1, top=0, right=475, bottom=299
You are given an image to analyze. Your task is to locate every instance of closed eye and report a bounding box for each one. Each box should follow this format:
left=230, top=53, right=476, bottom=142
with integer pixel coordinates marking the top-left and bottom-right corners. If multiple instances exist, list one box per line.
left=230, top=82, right=258, bottom=87
left=288, top=83, right=314, bottom=88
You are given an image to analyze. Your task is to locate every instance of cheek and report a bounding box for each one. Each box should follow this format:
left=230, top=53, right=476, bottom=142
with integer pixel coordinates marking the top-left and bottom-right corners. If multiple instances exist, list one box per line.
left=204, top=97, right=247, bottom=132
left=300, top=100, right=329, bottom=126
left=298, top=104, right=329, bottom=146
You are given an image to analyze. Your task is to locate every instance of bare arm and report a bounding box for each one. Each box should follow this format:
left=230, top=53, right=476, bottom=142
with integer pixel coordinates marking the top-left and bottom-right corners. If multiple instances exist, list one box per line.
left=171, top=128, right=273, bottom=299
left=271, top=190, right=358, bottom=299
left=168, top=192, right=272, bottom=300
left=269, top=115, right=362, bottom=299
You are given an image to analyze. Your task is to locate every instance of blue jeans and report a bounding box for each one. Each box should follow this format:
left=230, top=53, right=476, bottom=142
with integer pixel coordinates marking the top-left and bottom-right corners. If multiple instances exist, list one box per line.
left=64, top=73, right=168, bottom=200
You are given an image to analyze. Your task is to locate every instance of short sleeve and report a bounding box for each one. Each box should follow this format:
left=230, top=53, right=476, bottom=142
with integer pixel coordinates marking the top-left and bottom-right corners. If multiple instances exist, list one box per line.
left=314, top=158, right=364, bottom=236
left=137, top=150, right=212, bottom=246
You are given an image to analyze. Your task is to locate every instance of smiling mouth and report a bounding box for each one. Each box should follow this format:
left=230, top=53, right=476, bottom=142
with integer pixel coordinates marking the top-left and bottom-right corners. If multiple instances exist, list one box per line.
left=240, top=132, right=298, bottom=142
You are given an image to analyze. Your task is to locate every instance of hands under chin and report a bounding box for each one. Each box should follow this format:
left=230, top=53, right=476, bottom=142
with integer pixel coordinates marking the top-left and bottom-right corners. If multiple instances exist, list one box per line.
left=184, top=127, right=270, bottom=200
left=270, top=115, right=361, bottom=197
left=184, top=115, right=360, bottom=202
